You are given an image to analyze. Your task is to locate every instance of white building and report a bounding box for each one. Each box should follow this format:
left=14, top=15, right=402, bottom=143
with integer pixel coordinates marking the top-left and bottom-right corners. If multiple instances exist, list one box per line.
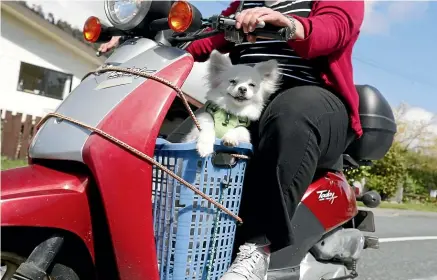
left=0, top=2, right=105, bottom=117
left=0, top=2, right=210, bottom=120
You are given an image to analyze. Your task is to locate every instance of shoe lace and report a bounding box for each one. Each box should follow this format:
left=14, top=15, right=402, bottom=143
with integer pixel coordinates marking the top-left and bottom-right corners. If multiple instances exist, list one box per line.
left=229, top=244, right=264, bottom=278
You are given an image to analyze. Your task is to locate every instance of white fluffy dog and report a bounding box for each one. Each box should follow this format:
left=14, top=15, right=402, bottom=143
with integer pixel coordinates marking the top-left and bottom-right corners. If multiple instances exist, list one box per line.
left=183, top=50, right=281, bottom=157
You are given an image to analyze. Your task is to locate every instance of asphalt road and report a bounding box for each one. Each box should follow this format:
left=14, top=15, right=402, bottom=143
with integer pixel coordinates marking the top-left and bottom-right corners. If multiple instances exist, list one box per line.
left=356, top=208, right=437, bottom=280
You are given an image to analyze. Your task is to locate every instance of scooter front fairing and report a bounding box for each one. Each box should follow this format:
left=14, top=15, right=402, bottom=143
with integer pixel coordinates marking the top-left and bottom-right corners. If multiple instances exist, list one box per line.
left=1, top=164, right=95, bottom=259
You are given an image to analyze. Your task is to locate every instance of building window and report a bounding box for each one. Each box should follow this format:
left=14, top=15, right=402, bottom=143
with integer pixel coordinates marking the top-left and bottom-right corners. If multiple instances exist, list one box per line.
left=17, top=62, right=73, bottom=100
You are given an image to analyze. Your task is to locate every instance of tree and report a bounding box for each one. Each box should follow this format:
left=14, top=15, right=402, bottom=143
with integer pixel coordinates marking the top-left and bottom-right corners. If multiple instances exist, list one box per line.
left=394, top=103, right=437, bottom=152
left=405, top=150, right=437, bottom=194
left=346, top=103, right=437, bottom=201
left=394, top=103, right=437, bottom=195
left=47, top=13, right=55, bottom=24
left=346, top=142, right=407, bottom=200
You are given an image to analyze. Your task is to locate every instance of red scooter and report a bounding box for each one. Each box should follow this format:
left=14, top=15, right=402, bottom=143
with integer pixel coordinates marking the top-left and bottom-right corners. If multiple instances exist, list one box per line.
left=1, top=1, right=396, bottom=280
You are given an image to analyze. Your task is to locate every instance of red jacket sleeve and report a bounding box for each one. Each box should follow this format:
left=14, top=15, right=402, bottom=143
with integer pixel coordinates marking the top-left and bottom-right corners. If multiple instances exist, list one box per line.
left=288, top=1, right=364, bottom=59
left=185, top=1, right=240, bottom=62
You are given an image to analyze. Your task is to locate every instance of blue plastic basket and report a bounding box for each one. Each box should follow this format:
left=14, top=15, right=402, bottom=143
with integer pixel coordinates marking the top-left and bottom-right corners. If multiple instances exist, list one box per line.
left=152, top=138, right=252, bottom=280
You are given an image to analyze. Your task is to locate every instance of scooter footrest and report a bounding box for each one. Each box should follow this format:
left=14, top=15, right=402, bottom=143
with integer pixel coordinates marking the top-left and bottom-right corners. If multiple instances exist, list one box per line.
left=267, top=266, right=300, bottom=280
left=364, top=235, right=379, bottom=249
left=11, top=274, right=33, bottom=280
left=321, top=270, right=358, bottom=280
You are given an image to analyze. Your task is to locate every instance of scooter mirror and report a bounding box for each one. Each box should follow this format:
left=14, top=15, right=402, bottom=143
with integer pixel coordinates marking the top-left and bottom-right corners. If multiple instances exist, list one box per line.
left=359, top=191, right=381, bottom=208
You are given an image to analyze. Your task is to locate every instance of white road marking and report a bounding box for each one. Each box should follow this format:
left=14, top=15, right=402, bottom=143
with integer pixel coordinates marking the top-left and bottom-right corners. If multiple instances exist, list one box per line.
left=379, top=236, right=437, bottom=243
left=374, top=237, right=437, bottom=280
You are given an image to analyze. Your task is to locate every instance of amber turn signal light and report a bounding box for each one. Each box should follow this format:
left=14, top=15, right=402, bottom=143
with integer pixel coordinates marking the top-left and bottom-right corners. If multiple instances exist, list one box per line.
left=83, top=16, right=102, bottom=43
left=168, top=1, right=193, bottom=33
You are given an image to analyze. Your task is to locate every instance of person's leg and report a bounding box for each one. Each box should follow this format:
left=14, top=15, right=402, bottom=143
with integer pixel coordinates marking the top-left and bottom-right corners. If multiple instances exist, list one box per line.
left=222, top=85, right=349, bottom=280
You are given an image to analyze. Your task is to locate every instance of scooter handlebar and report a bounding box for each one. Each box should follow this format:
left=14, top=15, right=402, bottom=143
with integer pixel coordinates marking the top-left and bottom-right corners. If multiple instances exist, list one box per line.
left=171, top=15, right=286, bottom=43
left=249, top=22, right=286, bottom=41
left=220, top=17, right=286, bottom=42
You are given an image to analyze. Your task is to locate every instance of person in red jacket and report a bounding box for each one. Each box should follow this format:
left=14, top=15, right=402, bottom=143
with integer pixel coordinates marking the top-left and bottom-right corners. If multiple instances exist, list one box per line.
left=100, top=1, right=364, bottom=279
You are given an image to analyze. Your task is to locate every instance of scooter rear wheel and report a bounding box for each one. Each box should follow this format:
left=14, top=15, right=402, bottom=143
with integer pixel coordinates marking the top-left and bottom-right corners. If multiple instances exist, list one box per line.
left=0, top=251, right=80, bottom=280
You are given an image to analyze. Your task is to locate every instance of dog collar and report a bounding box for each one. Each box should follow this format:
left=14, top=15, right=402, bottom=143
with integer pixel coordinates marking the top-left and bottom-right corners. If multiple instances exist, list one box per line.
left=205, top=101, right=251, bottom=139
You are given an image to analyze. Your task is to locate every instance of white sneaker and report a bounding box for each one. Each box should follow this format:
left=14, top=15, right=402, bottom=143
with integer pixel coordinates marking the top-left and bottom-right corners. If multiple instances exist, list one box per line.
left=220, top=243, right=270, bottom=280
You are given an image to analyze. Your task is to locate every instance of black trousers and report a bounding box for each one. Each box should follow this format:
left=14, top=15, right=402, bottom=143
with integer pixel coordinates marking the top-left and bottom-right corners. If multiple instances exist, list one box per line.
left=235, top=85, right=350, bottom=252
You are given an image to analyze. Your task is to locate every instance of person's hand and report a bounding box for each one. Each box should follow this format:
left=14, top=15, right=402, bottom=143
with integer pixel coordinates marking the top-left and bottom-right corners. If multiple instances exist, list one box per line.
left=98, top=36, right=121, bottom=53
left=235, top=7, right=294, bottom=43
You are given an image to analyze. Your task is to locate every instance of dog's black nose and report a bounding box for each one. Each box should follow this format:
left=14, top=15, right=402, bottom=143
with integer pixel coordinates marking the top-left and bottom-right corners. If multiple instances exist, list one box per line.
left=238, top=86, right=247, bottom=94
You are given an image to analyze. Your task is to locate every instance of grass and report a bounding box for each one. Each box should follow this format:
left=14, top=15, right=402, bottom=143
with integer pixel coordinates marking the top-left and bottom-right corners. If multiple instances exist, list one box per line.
left=357, top=201, right=437, bottom=212
left=1, top=157, right=28, bottom=171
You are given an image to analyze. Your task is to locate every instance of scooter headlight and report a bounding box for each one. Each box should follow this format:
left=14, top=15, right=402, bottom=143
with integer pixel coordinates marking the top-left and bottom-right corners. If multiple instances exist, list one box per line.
left=104, top=0, right=152, bottom=30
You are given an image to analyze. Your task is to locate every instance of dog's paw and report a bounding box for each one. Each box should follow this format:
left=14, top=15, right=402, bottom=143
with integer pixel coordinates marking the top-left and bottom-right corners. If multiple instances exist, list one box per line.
left=196, top=131, right=215, bottom=157
left=222, top=130, right=240, bottom=147
left=196, top=141, right=214, bottom=157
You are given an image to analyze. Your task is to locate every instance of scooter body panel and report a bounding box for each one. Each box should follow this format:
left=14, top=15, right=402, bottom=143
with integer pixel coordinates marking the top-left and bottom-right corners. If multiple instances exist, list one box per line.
left=0, top=164, right=94, bottom=259
left=268, top=172, right=358, bottom=279
left=300, top=253, right=348, bottom=280
left=81, top=55, right=194, bottom=280
left=29, top=38, right=190, bottom=164
left=302, top=172, right=357, bottom=232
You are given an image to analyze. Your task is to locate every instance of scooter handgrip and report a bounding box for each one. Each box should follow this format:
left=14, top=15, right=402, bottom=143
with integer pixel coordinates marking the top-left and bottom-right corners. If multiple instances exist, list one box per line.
left=255, top=21, right=266, bottom=28
left=249, top=23, right=286, bottom=41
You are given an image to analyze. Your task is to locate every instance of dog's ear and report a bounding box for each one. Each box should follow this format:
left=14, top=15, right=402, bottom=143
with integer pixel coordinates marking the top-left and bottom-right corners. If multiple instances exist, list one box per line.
left=209, top=50, right=232, bottom=74
left=255, top=59, right=281, bottom=95
left=207, top=50, right=232, bottom=88
left=255, top=59, right=280, bottom=82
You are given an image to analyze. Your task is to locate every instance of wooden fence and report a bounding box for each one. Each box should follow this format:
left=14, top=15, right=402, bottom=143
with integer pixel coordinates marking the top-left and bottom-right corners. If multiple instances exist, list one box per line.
left=1, top=110, right=42, bottom=160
